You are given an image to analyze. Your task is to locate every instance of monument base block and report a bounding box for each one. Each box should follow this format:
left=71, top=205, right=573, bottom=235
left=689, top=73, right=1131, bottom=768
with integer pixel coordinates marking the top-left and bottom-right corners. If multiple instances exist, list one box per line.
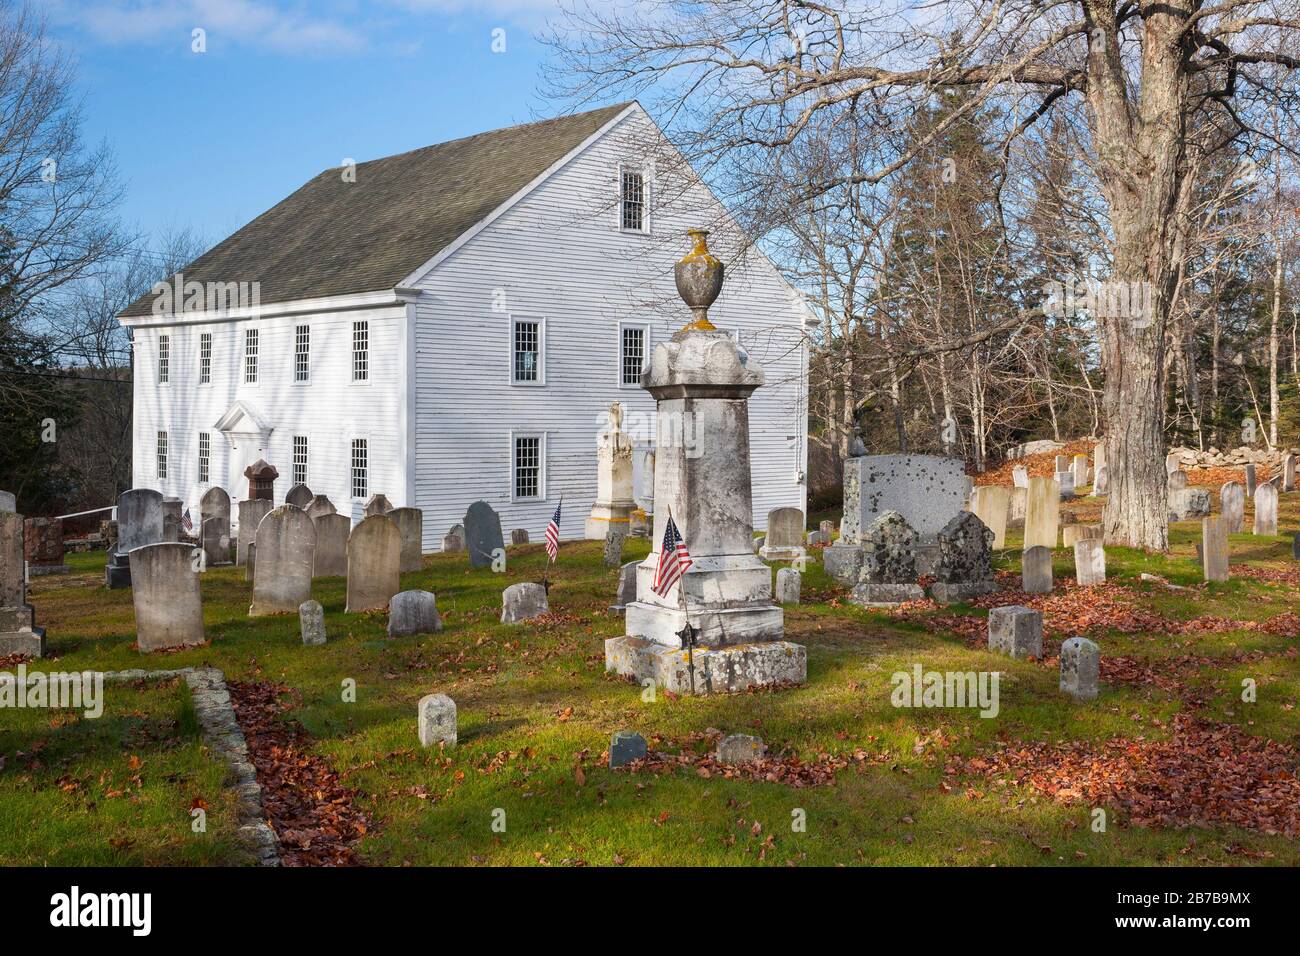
left=928, top=581, right=999, bottom=604
left=849, top=582, right=926, bottom=607
left=625, top=599, right=784, bottom=647
left=0, top=626, right=45, bottom=658
left=584, top=506, right=634, bottom=541
left=822, top=544, right=863, bottom=586
left=605, top=635, right=806, bottom=694
left=27, top=564, right=70, bottom=577
left=758, top=545, right=805, bottom=562
left=104, top=556, right=131, bottom=589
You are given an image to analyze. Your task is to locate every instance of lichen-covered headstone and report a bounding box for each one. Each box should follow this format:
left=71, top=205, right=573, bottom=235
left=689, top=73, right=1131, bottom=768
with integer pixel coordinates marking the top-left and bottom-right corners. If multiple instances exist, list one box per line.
left=387, top=507, right=423, bottom=574
left=716, top=734, right=766, bottom=765
left=840, top=454, right=971, bottom=545
left=1220, top=481, right=1245, bottom=533
left=775, top=567, right=801, bottom=605
left=850, top=510, right=924, bottom=605
left=463, top=501, right=504, bottom=569
left=250, top=505, right=316, bottom=616
left=345, top=514, right=400, bottom=613
left=603, top=527, right=626, bottom=568
left=418, top=693, right=457, bottom=748
left=1253, top=483, right=1278, bottom=536
left=1060, top=636, right=1100, bottom=700
left=130, top=542, right=204, bottom=652
left=988, top=605, right=1043, bottom=659
left=299, top=600, right=326, bottom=646
left=1021, top=545, right=1053, bottom=594
left=1168, top=486, right=1211, bottom=522
left=199, top=486, right=231, bottom=528
left=312, top=512, right=350, bottom=578
left=388, top=590, right=442, bottom=638
left=0, top=491, right=14, bottom=513
left=928, top=511, right=997, bottom=603
left=501, top=582, right=548, bottom=624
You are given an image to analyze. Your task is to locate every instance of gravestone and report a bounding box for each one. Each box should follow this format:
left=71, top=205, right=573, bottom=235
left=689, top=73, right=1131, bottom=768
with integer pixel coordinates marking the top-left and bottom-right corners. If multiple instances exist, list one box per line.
left=969, top=485, right=1010, bottom=549
left=1293, top=531, right=1300, bottom=560
left=305, top=495, right=336, bottom=521
left=717, top=734, right=766, bottom=765
left=1285, top=453, right=1297, bottom=493
left=250, top=505, right=316, bottom=616
left=609, top=730, right=647, bottom=768
left=501, top=582, right=548, bottom=624
left=285, top=484, right=313, bottom=510
left=819, top=519, right=834, bottom=536
left=808, top=529, right=830, bottom=546
left=24, top=517, right=67, bottom=576
left=1221, top=481, right=1245, bottom=534
left=511, top=528, right=529, bottom=546
left=1008, top=486, right=1028, bottom=528
left=605, top=231, right=804, bottom=695
left=199, top=485, right=231, bottom=531
left=1023, top=477, right=1060, bottom=550
left=1253, top=483, right=1278, bottom=536
left=775, top=567, right=801, bottom=604
left=603, top=527, right=626, bottom=568
left=612, top=560, right=638, bottom=612
left=0, top=511, right=45, bottom=656
left=418, top=694, right=457, bottom=749
left=988, top=605, right=1042, bottom=659
left=106, top=489, right=165, bottom=588
left=345, top=514, right=400, bottom=613
left=441, top=528, right=464, bottom=552
left=1074, top=538, right=1106, bottom=586
left=585, top=400, right=636, bottom=539
left=388, top=507, right=424, bottom=574
left=299, top=600, right=326, bottom=646
left=245, top=542, right=255, bottom=582
left=1055, top=455, right=1070, bottom=473
left=236, top=498, right=272, bottom=566
left=1072, top=454, right=1089, bottom=490
left=850, top=511, right=925, bottom=605
left=1060, top=637, right=1100, bottom=701
left=0, top=491, right=14, bottom=512
left=1168, top=486, right=1211, bottom=521
left=1166, top=453, right=1180, bottom=475
left=929, top=511, right=997, bottom=603
left=312, top=513, right=350, bottom=578
left=840, top=455, right=971, bottom=573
left=364, top=494, right=393, bottom=517
left=1011, top=465, right=1029, bottom=489
left=130, top=542, right=204, bottom=652
left=759, top=507, right=806, bottom=561
left=1062, top=524, right=1102, bottom=548
left=1202, top=516, right=1229, bottom=583
left=1021, top=545, right=1053, bottom=594
left=161, top=498, right=183, bottom=542
left=1167, top=469, right=1188, bottom=491
left=1244, top=463, right=1257, bottom=497
left=1090, top=442, right=1108, bottom=496
left=1055, top=471, right=1075, bottom=498
left=823, top=540, right=864, bottom=586
left=463, top=501, right=504, bottom=569
left=200, top=515, right=232, bottom=568
left=388, top=590, right=442, bottom=638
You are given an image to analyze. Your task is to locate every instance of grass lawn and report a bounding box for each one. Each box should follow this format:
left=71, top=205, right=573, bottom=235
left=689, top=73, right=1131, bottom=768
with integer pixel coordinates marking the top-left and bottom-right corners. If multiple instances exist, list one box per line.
left=7, top=489, right=1300, bottom=867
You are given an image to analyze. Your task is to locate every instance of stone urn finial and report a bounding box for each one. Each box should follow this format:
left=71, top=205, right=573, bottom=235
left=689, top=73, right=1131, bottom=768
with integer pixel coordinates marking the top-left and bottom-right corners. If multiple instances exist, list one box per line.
left=674, top=229, right=723, bottom=331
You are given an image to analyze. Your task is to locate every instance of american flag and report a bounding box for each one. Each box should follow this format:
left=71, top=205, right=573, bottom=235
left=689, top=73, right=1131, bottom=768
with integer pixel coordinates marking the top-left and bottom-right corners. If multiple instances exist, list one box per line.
left=544, top=499, right=562, bottom=561
left=181, top=509, right=193, bottom=533
left=652, top=514, right=693, bottom=598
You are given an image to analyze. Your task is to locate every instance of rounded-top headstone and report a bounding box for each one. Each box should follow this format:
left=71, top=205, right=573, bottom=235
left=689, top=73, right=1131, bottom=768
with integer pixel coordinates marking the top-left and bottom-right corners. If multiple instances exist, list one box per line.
left=285, top=484, right=314, bottom=509
left=346, top=514, right=401, bottom=612
left=388, top=590, right=442, bottom=638
left=501, top=582, right=548, bottom=624
left=464, top=501, right=504, bottom=569
left=250, top=505, right=316, bottom=616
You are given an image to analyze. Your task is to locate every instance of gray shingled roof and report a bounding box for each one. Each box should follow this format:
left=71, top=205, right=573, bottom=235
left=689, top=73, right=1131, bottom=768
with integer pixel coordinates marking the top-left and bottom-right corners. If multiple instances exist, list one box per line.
left=120, top=102, right=633, bottom=317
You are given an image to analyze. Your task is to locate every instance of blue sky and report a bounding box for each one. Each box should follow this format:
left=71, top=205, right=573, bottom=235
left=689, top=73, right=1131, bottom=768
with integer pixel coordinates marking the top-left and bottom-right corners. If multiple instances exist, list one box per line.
left=40, top=0, right=587, bottom=254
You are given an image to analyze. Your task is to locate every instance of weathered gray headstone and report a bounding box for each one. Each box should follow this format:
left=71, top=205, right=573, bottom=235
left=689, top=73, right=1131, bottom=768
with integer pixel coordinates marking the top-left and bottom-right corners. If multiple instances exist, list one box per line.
left=299, top=600, right=326, bottom=646
left=1021, top=545, right=1053, bottom=594
left=510, top=528, right=529, bottom=546
left=609, top=730, right=647, bottom=768
left=236, top=498, right=272, bottom=566
left=988, top=605, right=1043, bottom=659
left=1011, top=465, right=1029, bottom=489
left=245, top=542, right=255, bottom=582
left=1091, top=442, right=1108, bottom=496
left=1054, top=454, right=1070, bottom=473
left=1072, top=454, right=1089, bottom=490
left=604, top=527, right=627, bottom=568
left=0, top=491, right=14, bottom=513
left=345, top=514, right=400, bottom=613
left=1061, top=524, right=1101, bottom=548
left=501, top=582, right=548, bottom=624
left=840, top=454, right=971, bottom=546
left=106, top=488, right=165, bottom=588
left=0, top=511, right=45, bottom=656
left=304, top=494, right=337, bottom=521
left=613, top=559, right=638, bottom=611
left=464, top=501, right=504, bottom=569
left=823, top=541, right=864, bottom=586
left=969, top=485, right=1010, bottom=549
left=1253, top=483, right=1278, bottom=536
left=285, top=484, right=313, bottom=510
left=1244, top=463, right=1257, bottom=497
left=388, top=507, right=423, bottom=574
left=200, top=515, right=232, bottom=568
left=364, top=493, right=393, bottom=517
left=1008, top=486, right=1028, bottom=528
left=418, top=694, right=457, bottom=749
left=759, top=507, right=805, bottom=561
left=312, top=512, right=350, bottom=578
left=1024, top=477, right=1060, bottom=550
left=1293, top=531, right=1300, bottom=560
left=441, top=532, right=463, bottom=552
left=929, top=511, right=997, bottom=603
left=1167, top=469, right=1188, bottom=491
left=716, top=734, right=766, bottom=765
left=388, top=590, right=442, bottom=638
left=1285, top=453, right=1297, bottom=493
left=807, top=529, right=830, bottom=546
left=1166, top=452, right=1181, bottom=475
left=199, top=485, right=231, bottom=528
left=775, top=567, right=801, bottom=605
left=161, top=497, right=183, bottom=542
left=819, top=519, right=834, bottom=536
left=1168, top=486, right=1211, bottom=522
left=1073, top=538, right=1106, bottom=586
left=850, top=511, right=925, bottom=605
left=130, top=542, right=204, bottom=652
left=250, top=505, right=316, bottom=616
left=1221, top=481, right=1245, bottom=534
left=1055, top=471, right=1076, bottom=498
left=1059, top=636, right=1100, bottom=700
left=1202, top=516, right=1229, bottom=583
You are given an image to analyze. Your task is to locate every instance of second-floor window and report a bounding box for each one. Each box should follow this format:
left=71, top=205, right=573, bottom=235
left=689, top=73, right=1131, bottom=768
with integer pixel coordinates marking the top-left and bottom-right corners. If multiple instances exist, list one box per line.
left=158, top=334, right=170, bottom=384
left=244, top=328, right=259, bottom=383
left=620, top=168, right=646, bottom=232
left=294, top=325, right=310, bottom=383
left=198, top=432, right=210, bottom=483
left=352, top=321, right=368, bottom=382
left=293, top=435, right=308, bottom=486
left=199, top=332, right=212, bottom=384
left=512, top=317, right=542, bottom=384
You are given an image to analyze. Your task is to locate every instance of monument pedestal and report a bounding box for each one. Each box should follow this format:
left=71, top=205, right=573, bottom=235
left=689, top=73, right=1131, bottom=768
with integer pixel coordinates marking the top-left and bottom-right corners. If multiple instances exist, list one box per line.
left=928, top=581, right=998, bottom=604
left=586, top=402, right=636, bottom=540
left=606, top=636, right=806, bottom=694
left=849, top=582, right=925, bottom=606
left=0, top=606, right=45, bottom=657
left=105, top=550, right=132, bottom=589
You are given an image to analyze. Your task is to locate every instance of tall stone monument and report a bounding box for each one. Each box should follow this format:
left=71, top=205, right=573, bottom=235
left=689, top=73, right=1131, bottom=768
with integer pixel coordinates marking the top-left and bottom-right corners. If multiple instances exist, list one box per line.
left=0, top=510, right=45, bottom=657
left=585, top=401, right=636, bottom=539
left=605, top=230, right=805, bottom=694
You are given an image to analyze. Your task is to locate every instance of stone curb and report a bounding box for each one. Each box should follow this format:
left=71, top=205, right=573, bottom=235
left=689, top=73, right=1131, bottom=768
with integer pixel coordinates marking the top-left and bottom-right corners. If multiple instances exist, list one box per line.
left=98, top=667, right=281, bottom=867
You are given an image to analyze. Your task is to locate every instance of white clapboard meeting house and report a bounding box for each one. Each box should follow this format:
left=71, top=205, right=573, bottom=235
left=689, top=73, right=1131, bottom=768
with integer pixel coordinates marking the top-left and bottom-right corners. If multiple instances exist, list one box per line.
left=117, top=102, right=812, bottom=551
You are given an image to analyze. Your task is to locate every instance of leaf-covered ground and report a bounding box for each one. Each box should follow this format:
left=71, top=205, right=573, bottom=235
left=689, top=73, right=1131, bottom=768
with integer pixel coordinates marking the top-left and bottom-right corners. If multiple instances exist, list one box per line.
left=6, top=483, right=1299, bottom=866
